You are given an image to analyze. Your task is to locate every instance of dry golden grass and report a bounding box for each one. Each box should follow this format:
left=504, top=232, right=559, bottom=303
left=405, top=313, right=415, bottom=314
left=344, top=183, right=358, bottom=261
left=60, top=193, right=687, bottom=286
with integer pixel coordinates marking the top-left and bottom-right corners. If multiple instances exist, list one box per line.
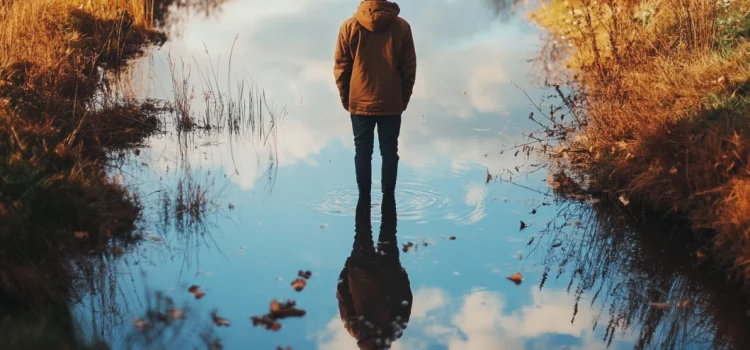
left=532, top=0, right=750, bottom=286
left=0, top=0, right=167, bottom=309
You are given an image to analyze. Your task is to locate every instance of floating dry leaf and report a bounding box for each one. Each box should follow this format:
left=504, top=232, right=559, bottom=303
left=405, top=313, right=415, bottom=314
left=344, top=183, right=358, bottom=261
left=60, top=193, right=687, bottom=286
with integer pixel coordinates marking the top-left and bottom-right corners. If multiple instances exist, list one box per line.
left=167, top=307, right=185, bottom=320
left=298, top=270, right=312, bottom=279
left=486, top=170, right=493, bottom=184
left=448, top=236, right=457, bottom=240
left=188, top=285, right=206, bottom=299
left=618, top=195, right=630, bottom=206
left=669, top=167, right=678, bottom=175
left=507, top=272, right=523, bottom=285
left=270, top=299, right=306, bottom=319
left=402, top=242, right=415, bottom=253
left=252, top=315, right=282, bottom=331
left=74, top=231, right=89, bottom=239
left=291, top=278, right=307, bottom=292
left=252, top=299, right=307, bottom=332
left=211, top=311, right=231, bottom=327
left=520, top=221, right=528, bottom=231
left=650, top=302, right=670, bottom=310
left=132, top=317, right=149, bottom=331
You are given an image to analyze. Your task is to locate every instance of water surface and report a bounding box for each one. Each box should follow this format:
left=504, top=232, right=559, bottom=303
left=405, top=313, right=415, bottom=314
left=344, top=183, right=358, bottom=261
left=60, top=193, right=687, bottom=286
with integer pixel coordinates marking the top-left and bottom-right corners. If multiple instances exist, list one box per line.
left=72, top=1, right=750, bottom=349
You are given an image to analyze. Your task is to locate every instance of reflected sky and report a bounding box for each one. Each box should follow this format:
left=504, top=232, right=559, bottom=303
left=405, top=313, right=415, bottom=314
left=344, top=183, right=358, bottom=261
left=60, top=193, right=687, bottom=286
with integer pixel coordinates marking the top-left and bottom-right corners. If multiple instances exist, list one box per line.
left=71, top=1, right=746, bottom=349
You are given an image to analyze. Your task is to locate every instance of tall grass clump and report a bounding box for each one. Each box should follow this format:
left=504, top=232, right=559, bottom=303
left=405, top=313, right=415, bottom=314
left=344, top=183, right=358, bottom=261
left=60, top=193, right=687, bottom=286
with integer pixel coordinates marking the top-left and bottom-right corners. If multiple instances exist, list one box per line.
left=528, top=0, right=750, bottom=286
left=0, top=0, right=169, bottom=323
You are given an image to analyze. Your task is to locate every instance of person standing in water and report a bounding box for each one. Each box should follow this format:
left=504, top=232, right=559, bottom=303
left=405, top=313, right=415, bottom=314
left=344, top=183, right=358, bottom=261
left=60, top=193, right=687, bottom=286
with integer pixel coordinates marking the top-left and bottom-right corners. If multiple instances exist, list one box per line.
left=334, top=0, right=417, bottom=202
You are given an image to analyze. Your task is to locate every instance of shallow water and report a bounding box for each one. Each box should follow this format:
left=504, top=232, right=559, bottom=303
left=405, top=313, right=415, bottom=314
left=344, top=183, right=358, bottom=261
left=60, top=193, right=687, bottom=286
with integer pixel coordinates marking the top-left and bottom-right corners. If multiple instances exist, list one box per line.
left=67, top=1, right=750, bottom=349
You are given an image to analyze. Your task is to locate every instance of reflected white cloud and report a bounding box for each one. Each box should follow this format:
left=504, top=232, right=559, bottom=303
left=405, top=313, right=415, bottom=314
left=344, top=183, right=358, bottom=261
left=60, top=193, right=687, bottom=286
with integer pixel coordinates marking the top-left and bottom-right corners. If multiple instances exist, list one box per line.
left=315, top=286, right=624, bottom=350
left=139, top=0, right=545, bottom=192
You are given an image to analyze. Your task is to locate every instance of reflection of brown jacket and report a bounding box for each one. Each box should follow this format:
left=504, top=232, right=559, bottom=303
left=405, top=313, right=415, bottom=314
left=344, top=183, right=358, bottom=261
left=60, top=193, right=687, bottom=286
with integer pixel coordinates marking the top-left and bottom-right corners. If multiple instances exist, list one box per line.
left=334, top=0, right=417, bottom=116
left=336, top=258, right=412, bottom=349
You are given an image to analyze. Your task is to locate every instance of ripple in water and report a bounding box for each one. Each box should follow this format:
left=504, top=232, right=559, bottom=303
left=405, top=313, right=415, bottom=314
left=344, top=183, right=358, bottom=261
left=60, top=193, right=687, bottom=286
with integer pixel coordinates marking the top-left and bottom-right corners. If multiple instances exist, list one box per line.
left=315, top=183, right=494, bottom=225
left=315, top=182, right=451, bottom=222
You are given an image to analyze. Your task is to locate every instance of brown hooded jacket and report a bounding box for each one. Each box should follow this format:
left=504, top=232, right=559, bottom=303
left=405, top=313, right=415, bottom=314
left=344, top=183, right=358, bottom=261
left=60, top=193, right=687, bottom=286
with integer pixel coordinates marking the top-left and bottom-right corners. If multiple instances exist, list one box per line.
left=334, top=0, right=417, bottom=116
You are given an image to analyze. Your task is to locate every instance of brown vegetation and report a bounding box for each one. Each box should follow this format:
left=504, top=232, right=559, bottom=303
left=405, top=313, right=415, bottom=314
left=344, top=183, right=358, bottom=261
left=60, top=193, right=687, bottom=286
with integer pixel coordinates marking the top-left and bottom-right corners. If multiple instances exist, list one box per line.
left=530, top=0, right=750, bottom=286
left=0, top=1, right=167, bottom=348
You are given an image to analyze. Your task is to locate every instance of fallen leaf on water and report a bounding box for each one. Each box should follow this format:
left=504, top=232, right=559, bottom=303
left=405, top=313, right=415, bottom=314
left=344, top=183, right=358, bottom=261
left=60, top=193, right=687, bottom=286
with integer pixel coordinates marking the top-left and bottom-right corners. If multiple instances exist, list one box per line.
left=298, top=270, right=312, bottom=279
left=252, top=315, right=282, bottom=331
left=167, top=307, right=185, bottom=320
left=291, top=278, right=307, bottom=292
left=650, top=302, right=670, bottom=310
left=669, top=167, right=678, bottom=175
left=508, top=272, right=523, bottom=285
left=252, top=299, right=307, bottom=332
left=402, top=242, right=415, bottom=253
left=188, top=285, right=206, bottom=299
left=132, top=317, right=149, bottom=331
left=618, top=195, right=630, bottom=206
left=211, top=311, right=231, bottom=327
left=551, top=242, right=563, bottom=248
left=74, top=231, right=89, bottom=239
left=270, top=299, right=307, bottom=319
left=486, top=170, right=493, bottom=184
left=448, top=236, right=457, bottom=240
left=520, top=221, right=528, bottom=231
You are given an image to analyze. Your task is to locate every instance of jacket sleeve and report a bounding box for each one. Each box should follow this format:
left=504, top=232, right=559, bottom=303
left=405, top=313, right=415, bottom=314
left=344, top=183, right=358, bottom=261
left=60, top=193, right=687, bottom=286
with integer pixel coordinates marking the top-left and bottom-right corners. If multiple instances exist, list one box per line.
left=400, top=23, right=417, bottom=111
left=334, top=22, right=353, bottom=111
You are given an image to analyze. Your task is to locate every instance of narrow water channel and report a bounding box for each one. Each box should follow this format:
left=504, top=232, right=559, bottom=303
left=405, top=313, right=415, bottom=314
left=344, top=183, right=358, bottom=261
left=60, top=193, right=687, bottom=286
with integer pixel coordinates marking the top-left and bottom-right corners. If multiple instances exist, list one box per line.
left=45, top=0, right=750, bottom=349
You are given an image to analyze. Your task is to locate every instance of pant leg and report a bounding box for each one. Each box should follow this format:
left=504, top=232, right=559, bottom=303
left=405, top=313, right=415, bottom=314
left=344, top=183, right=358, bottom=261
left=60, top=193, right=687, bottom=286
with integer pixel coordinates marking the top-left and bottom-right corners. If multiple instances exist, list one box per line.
left=376, top=115, right=402, bottom=194
left=350, top=114, right=376, bottom=197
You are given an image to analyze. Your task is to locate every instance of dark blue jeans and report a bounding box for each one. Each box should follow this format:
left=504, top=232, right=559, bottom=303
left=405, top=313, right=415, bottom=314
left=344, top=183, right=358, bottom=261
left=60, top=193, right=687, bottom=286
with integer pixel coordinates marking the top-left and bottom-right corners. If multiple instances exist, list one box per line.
left=350, top=114, right=401, bottom=195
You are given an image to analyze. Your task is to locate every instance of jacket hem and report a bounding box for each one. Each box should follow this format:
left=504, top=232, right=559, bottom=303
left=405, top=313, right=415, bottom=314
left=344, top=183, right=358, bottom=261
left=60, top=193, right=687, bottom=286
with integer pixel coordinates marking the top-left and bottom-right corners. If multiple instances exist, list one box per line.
left=349, top=109, right=404, bottom=116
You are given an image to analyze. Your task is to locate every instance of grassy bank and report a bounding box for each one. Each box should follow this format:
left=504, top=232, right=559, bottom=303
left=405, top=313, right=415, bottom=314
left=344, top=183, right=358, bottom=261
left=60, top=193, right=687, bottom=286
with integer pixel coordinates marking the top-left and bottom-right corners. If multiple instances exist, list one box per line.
left=529, top=0, right=750, bottom=285
left=0, top=0, right=167, bottom=331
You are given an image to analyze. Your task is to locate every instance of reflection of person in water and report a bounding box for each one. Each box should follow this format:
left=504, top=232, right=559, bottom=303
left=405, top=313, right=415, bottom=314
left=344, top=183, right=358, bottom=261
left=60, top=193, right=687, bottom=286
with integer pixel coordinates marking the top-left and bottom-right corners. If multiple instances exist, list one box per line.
left=336, top=195, right=412, bottom=349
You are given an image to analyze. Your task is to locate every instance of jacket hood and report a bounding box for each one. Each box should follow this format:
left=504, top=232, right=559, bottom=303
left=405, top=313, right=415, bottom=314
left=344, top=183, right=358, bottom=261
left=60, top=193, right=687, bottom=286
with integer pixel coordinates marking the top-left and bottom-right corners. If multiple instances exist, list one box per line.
left=355, top=0, right=400, bottom=32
